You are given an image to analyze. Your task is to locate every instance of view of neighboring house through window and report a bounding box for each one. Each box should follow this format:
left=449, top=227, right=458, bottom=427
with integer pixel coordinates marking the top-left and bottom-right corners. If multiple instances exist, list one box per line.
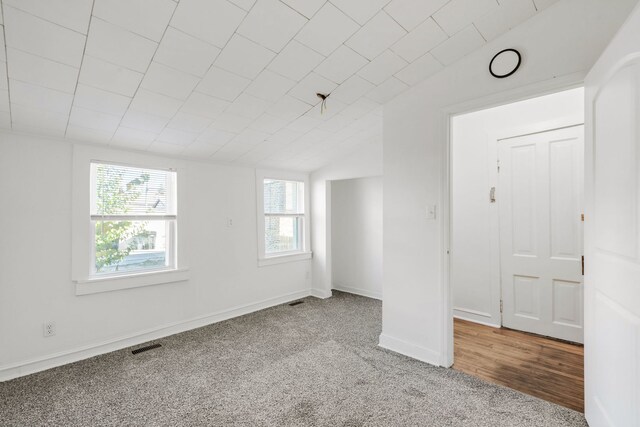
left=263, top=179, right=304, bottom=255
left=90, top=162, right=177, bottom=276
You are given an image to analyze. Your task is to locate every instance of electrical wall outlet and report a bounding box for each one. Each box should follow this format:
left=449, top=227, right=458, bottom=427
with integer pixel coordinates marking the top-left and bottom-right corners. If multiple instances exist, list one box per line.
left=43, top=321, right=56, bottom=337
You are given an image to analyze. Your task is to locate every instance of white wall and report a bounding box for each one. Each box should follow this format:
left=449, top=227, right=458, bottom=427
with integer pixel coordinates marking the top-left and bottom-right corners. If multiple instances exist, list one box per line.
left=331, top=177, right=383, bottom=300
left=0, top=131, right=311, bottom=380
left=310, top=138, right=382, bottom=299
left=382, top=0, right=637, bottom=366
left=452, top=88, right=584, bottom=327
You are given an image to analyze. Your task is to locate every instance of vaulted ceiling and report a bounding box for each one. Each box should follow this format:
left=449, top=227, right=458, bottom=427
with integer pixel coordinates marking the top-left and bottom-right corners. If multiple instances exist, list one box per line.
left=0, top=0, right=556, bottom=171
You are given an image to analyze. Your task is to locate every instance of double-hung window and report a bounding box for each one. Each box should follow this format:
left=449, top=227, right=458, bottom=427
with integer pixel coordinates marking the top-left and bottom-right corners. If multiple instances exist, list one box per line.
left=90, top=162, right=177, bottom=277
left=257, top=172, right=311, bottom=265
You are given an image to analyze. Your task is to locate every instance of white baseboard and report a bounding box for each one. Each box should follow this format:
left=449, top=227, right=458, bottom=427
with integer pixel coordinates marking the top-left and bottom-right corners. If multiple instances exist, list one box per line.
left=0, top=289, right=311, bottom=382
left=378, top=333, right=442, bottom=367
left=332, top=285, right=382, bottom=300
left=310, top=288, right=332, bottom=299
left=453, top=312, right=501, bottom=328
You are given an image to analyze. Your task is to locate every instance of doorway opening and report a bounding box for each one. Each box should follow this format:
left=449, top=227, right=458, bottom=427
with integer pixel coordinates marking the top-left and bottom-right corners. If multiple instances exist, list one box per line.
left=449, top=87, right=585, bottom=412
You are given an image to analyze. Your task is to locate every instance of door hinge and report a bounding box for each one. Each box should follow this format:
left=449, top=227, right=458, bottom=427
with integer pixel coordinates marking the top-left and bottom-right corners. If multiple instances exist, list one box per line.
left=582, top=255, right=585, bottom=276
left=497, top=159, right=500, bottom=173
left=500, top=300, right=503, bottom=313
left=581, top=213, right=584, bottom=222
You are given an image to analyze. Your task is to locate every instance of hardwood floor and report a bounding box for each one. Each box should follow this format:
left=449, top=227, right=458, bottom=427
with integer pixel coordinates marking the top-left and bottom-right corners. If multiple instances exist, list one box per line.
left=453, top=318, right=584, bottom=412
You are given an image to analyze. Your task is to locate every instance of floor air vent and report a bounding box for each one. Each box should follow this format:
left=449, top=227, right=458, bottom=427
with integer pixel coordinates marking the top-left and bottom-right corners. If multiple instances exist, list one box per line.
left=289, top=301, right=304, bottom=306
left=132, top=343, right=162, bottom=355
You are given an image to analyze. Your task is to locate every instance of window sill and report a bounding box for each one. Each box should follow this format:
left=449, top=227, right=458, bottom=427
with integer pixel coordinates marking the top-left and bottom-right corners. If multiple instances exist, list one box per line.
left=74, top=268, right=190, bottom=296
left=258, top=252, right=312, bottom=267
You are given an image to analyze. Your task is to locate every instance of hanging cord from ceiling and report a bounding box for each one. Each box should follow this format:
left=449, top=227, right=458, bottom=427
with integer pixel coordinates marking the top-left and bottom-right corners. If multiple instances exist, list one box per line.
left=317, top=93, right=330, bottom=114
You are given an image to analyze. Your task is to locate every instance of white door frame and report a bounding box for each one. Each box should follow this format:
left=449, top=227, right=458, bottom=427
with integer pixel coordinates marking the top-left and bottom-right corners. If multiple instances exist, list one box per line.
left=441, top=72, right=586, bottom=368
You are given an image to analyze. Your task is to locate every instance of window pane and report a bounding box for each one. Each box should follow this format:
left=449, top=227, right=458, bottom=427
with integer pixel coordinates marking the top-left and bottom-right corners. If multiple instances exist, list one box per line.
left=264, top=179, right=304, bottom=214
left=265, top=216, right=302, bottom=254
left=92, top=163, right=174, bottom=216
left=94, top=220, right=170, bottom=274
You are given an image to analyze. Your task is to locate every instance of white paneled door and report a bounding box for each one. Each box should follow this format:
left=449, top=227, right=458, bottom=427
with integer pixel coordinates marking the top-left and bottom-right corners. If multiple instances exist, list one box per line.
left=584, top=5, right=640, bottom=423
left=498, top=125, right=584, bottom=343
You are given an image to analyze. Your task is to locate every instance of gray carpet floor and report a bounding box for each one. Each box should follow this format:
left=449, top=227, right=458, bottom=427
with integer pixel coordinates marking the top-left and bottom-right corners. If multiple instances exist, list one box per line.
left=0, top=291, right=587, bottom=426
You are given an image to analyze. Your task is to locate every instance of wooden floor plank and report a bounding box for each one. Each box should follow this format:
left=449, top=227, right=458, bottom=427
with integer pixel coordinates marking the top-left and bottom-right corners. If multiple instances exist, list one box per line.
left=452, top=319, right=584, bottom=412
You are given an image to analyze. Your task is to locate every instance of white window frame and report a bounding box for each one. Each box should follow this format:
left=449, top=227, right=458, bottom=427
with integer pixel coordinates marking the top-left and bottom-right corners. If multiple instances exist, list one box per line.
left=256, top=170, right=312, bottom=267
left=72, top=145, right=189, bottom=295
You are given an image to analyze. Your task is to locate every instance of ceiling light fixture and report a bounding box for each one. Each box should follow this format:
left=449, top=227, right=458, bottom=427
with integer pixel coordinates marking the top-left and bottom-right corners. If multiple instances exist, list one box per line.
left=316, top=92, right=330, bottom=114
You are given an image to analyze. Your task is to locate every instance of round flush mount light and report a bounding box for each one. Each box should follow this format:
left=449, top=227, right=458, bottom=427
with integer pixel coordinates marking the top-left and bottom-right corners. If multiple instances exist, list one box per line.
left=489, top=48, right=521, bottom=79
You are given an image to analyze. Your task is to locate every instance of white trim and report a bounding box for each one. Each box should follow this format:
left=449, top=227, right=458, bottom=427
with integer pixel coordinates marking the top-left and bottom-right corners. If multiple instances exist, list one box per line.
left=333, top=284, right=382, bottom=300
left=0, top=289, right=311, bottom=382
left=442, top=73, right=586, bottom=369
left=75, top=268, right=190, bottom=295
left=453, top=314, right=501, bottom=329
left=310, top=288, right=333, bottom=299
left=378, top=333, right=442, bottom=367
left=258, top=251, right=312, bottom=267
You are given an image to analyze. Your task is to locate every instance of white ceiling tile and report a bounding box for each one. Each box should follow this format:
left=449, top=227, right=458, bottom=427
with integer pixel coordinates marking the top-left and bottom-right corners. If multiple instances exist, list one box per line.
left=295, top=3, right=359, bottom=56
left=157, top=127, right=199, bottom=145
left=74, top=84, right=132, bottom=116
left=66, top=125, right=114, bottom=144
left=0, top=110, right=12, bottom=128
left=225, top=93, right=272, bottom=120
left=211, top=112, right=254, bottom=133
left=112, top=126, right=158, bottom=147
left=79, top=56, right=144, bottom=97
left=391, top=18, right=448, bottom=62
left=245, top=70, right=297, bottom=102
left=93, top=0, right=176, bottom=42
left=167, top=112, right=212, bottom=133
left=250, top=114, right=288, bottom=134
left=11, top=104, right=68, bottom=133
left=155, top=27, right=221, bottom=77
left=181, top=92, right=230, bottom=119
left=267, top=40, right=325, bottom=82
left=237, top=0, right=308, bottom=52
left=267, top=95, right=312, bottom=121
left=316, top=113, right=354, bottom=132
left=196, top=127, right=237, bottom=145
left=229, top=128, right=271, bottom=147
left=69, top=106, right=121, bottom=132
left=6, top=48, right=78, bottom=94
left=141, top=62, right=200, bottom=100
left=0, top=64, right=8, bottom=92
left=4, top=6, right=86, bottom=67
left=0, top=90, right=11, bottom=113
left=280, top=0, right=325, bottom=19
left=314, top=45, right=369, bottom=84
left=0, top=32, right=5, bottom=62
left=384, top=0, right=448, bottom=31
left=227, top=0, right=257, bottom=11
left=304, top=97, right=347, bottom=120
left=210, top=150, right=242, bottom=162
left=288, top=72, right=338, bottom=105
left=330, top=75, right=375, bottom=104
left=433, top=0, right=498, bottom=36
left=182, top=142, right=221, bottom=157
left=475, top=0, right=536, bottom=41
left=358, top=50, right=407, bottom=85
left=148, top=141, right=186, bottom=154
left=394, top=53, right=443, bottom=85
left=121, top=109, right=170, bottom=132
left=365, top=76, right=407, bottom=103
left=10, top=79, right=73, bottom=114
left=171, top=0, right=246, bottom=48
left=340, top=97, right=380, bottom=120
left=86, top=18, right=157, bottom=73
left=287, top=115, right=322, bottom=133
left=346, top=11, right=406, bottom=60
left=430, top=25, right=485, bottom=66
left=214, top=35, right=276, bottom=80
left=3, top=0, right=93, bottom=34
left=266, top=128, right=303, bottom=144
left=533, top=0, right=559, bottom=10
left=196, top=67, right=251, bottom=101
left=130, top=89, right=183, bottom=118
left=330, top=0, right=391, bottom=25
